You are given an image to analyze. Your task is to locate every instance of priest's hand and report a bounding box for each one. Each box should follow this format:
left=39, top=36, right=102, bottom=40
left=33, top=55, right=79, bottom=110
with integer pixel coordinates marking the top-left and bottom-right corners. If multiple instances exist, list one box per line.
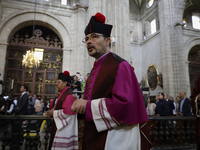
left=71, top=94, right=87, bottom=114
left=46, top=109, right=54, bottom=117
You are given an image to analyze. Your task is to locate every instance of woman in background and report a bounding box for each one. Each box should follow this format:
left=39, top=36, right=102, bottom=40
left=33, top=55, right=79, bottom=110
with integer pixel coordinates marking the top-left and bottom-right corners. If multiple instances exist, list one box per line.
left=146, top=97, right=156, bottom=115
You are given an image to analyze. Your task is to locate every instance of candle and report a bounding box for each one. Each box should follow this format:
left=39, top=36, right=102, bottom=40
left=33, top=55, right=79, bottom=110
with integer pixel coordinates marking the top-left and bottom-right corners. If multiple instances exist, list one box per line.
left=11, top=79, right=14, bottom=89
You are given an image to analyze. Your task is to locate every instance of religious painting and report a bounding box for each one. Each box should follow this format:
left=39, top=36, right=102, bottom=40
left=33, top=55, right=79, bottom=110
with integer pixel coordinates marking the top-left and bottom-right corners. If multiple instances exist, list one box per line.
left=146, top=64, right=159, bottom=91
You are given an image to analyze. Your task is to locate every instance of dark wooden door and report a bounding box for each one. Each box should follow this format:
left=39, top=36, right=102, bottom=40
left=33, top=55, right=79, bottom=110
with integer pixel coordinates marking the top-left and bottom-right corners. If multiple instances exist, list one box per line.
left=4, top=44, right=62, bottom=101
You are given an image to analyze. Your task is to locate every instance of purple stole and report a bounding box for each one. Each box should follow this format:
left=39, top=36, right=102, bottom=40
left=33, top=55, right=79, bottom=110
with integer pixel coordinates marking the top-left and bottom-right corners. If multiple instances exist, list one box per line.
left=48, top=87, right=72, bottom=150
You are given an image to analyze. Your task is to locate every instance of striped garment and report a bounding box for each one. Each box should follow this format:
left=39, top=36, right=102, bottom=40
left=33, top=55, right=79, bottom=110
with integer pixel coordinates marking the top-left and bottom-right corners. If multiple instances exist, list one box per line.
left=52, top=109, right=78, bottom=150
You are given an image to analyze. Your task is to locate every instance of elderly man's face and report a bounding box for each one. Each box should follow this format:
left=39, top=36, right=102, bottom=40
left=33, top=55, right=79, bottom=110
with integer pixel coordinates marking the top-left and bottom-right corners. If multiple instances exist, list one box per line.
left=85, top=33, right=109, bottom=59
left=179, top=92, right=185, bottom=99
left=35, top=105, right=42, bottom=112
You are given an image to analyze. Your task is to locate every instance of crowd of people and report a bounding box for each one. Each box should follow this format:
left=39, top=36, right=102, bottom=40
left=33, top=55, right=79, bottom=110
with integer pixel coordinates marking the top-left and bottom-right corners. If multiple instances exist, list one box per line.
left=0, top=87, right=47, bottom=116
left=0, top=72, right=89, bottom=116
left=146, top=91, right=193, bottom=116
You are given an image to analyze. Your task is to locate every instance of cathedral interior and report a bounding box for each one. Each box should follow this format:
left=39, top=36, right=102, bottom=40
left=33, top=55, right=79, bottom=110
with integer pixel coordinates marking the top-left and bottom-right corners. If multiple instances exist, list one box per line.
left=0, top=0, right=199, bottom=99
left=0, top=0, right=200, bottom=149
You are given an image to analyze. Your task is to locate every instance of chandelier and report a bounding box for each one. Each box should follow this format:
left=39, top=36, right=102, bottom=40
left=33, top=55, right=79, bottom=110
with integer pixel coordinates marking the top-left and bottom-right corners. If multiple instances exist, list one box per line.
left=22, top=0, right=40, bottom=73
left=22, top=50, right=40, bottom=73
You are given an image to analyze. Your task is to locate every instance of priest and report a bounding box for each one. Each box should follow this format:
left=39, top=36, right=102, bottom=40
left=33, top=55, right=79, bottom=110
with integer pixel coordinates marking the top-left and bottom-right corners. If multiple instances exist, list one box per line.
left=46, top=71, right=78, bottom=150
left=71, top=12, right=151, bottom=150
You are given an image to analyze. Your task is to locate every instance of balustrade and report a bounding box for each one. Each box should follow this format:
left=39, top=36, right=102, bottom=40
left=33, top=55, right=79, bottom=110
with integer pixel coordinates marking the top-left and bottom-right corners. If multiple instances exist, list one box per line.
left=149, top=116, right=197, bottom=150
left=0, top=115, right=197, bottom=150
left=0, top=115, right=51, bottom=150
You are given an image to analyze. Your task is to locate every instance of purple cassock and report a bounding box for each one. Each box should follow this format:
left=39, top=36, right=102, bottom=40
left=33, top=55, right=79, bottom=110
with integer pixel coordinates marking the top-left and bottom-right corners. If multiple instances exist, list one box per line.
left=84, top=52, right=148, bottom=124
left=82, top=52, right=151, bottom=150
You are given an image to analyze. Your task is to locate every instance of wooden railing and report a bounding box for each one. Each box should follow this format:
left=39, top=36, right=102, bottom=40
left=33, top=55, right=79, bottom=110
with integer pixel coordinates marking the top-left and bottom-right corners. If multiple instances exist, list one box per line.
left=0, top=115, right=197, bottom=150
left=149, top=116, right=197, bottom=150
left=0, top=115, right=51, bottom=150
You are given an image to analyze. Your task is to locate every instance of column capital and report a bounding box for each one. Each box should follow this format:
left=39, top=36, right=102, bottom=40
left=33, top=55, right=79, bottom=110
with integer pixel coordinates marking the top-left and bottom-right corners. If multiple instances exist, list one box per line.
left=76, top=3, right=88, bottom=11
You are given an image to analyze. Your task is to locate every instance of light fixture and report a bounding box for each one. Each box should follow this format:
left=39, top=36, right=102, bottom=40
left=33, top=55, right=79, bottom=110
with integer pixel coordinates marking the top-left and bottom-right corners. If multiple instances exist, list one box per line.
left=22, top=0, right=41, bottom=73
left=22, top=50, right=40, bottom=73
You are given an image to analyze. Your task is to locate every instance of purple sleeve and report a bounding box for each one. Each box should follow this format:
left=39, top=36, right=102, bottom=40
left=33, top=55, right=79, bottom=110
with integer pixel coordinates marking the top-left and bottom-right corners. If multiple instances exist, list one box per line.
left=105, top=61, right=148, bottom=124
left=62, top=95, right=77, bottom=115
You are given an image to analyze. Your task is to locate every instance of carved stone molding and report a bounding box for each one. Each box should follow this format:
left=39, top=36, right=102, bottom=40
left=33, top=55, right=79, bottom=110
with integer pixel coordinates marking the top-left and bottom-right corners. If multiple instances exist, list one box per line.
left=10, top=29, right=62, bottom=48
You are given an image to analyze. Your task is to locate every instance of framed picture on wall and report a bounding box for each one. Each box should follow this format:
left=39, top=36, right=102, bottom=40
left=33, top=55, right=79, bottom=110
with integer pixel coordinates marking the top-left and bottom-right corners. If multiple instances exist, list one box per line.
left=146, top=64, right=159, bottom=91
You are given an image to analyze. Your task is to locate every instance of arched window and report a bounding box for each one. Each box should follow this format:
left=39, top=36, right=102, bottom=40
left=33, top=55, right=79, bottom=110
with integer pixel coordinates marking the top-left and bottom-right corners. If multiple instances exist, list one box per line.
left=150, top=19, right=156, bottom=34
left=192, top=15, right=200, bottom=29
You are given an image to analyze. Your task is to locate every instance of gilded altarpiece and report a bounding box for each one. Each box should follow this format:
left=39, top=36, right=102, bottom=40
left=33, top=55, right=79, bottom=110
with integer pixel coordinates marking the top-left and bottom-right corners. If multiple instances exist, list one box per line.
left=5, top=25, right=63, bottom=100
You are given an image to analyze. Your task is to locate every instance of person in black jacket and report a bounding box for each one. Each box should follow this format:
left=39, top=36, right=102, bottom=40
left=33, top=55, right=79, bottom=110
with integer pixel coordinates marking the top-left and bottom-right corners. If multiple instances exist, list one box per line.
left=17, top=85, right=29, bottom=115
left=164, top=93, right=175, bottom=115
left=178, top=91, right=192, bottom=116
left=155, top=92, right=169, bottom=116
left=71, top=75, right=81, bottom=98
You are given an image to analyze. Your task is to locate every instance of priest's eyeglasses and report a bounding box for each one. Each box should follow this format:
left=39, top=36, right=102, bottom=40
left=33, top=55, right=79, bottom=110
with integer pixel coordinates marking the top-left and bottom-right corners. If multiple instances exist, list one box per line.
left=82, top=33, right=104, bottom=43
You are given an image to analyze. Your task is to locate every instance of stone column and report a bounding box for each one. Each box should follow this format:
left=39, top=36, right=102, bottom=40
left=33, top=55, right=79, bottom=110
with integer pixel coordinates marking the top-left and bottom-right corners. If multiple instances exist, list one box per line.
left=158, top=0, right=175, bottom=97
left=88, top=0, right=107, bottom=16
left=158, top=0, right=187, bottom=97
left=106, top=0, right=131, bottom=62
left=0, top=42, right=7, bottom=94
left=75, top=7, right=87, bottom=76
left=0, top=42, right=7, bottom=79
left=62, top=48, right=73, bottom=72
left=171, top=0, right=188, bottom=96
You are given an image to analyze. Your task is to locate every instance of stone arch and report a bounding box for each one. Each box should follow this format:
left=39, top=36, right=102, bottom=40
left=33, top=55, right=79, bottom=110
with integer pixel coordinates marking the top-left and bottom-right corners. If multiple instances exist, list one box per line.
left=184, top=38, right=200, bottom=60
left=0, top=10, right=72, bottom=49
left=184, top=38, right=200, bottom=94
left=0, top=10, right=73, bottom=78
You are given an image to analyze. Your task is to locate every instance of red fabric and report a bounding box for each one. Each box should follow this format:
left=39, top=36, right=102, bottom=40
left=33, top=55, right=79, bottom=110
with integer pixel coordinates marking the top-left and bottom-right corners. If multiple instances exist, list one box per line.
left=63, top=71, right=70, bottom=76
left=190, top=75, right=200, bottom=150
left=49, top=99, right=54, bottom=109
left=95, top=12, right=105, bottom=23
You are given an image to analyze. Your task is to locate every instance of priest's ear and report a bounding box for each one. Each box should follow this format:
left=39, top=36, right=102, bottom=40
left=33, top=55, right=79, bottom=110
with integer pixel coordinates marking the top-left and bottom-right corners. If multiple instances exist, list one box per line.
left=66, top=81, right=70, bottom=86
left=105, top=37, right=111, bottom=48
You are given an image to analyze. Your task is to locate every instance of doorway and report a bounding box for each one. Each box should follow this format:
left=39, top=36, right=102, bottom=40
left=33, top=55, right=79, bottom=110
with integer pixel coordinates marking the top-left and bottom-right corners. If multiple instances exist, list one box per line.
left=4, top=26, right=63, bottom=101
left=188, top=45, right=200, bottom=92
